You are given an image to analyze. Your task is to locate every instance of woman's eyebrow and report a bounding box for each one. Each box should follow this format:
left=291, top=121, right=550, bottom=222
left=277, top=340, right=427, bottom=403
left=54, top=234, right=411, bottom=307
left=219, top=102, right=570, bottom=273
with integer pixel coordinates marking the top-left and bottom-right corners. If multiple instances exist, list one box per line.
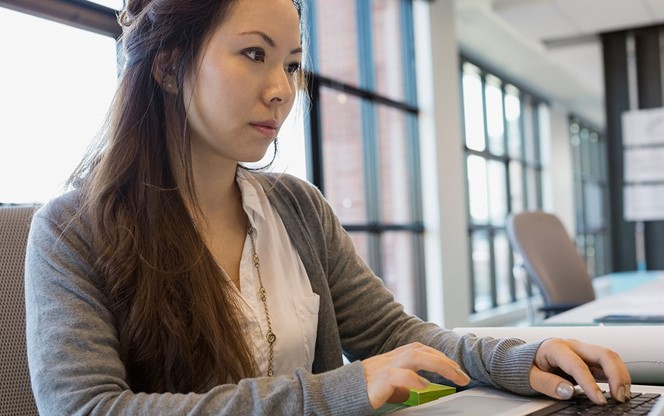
left=238, top=31, right=302, bottom=55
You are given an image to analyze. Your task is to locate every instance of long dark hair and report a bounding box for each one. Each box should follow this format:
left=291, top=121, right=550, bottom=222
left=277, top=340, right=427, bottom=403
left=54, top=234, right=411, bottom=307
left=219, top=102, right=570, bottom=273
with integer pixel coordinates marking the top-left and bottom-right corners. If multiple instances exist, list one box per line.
left=70, top=0, right=302, bottom=393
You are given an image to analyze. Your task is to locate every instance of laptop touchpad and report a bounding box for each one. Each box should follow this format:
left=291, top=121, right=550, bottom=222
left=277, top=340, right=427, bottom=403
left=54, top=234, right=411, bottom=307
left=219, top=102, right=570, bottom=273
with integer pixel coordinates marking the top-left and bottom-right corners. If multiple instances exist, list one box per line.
left=396, top=394, right=530, bottom=415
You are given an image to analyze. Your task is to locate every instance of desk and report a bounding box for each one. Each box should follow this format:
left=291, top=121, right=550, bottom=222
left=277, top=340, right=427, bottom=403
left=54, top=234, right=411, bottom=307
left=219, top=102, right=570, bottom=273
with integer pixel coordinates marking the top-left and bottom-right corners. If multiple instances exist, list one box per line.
left=379, top=384, right=664, bottom=415
left=544, top=271, right=664, bottom=325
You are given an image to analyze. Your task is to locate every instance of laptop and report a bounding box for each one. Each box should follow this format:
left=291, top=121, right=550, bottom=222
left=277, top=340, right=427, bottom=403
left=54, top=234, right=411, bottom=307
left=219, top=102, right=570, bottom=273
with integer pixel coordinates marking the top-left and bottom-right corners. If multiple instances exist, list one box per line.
left=386, top=384, right=664, bottom=416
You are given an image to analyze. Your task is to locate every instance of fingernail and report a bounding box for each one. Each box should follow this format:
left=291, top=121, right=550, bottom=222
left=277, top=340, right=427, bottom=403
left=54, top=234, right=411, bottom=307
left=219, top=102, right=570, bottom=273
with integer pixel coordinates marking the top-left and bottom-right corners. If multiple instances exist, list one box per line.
left=616, top=386, right=626, bottom=403
left=596, top=390, right=607, bottom=405
left=419, top=376, right=431, bottom=387
left=556, top=383, right=574, bottom=400
left=624, top=384, right=631, bottom=400
left=454, top=366, right=471, bottom=381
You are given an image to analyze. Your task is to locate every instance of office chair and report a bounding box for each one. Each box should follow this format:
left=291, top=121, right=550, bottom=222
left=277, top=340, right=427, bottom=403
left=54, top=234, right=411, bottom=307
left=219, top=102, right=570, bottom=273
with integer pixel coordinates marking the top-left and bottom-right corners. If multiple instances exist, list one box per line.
left=506, top=211, right=595, bottom=319
left=0, top=205, right=39, bottom=416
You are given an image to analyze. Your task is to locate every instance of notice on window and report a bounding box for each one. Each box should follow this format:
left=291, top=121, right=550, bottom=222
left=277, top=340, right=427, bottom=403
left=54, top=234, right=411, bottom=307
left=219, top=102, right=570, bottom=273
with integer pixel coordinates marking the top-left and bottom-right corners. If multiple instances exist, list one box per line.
left=624, top=147, right=664, bottom=182
left=621, top=107, right=664, bottom=221
left=624, top=184, right=664, bottom=221
left=622, top=107, right=664, bottom=147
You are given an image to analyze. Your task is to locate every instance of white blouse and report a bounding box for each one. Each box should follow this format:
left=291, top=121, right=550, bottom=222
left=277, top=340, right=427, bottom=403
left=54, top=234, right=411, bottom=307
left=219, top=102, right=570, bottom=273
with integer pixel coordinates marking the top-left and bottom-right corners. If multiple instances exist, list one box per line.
left=233, top=169, right=320, bottom=376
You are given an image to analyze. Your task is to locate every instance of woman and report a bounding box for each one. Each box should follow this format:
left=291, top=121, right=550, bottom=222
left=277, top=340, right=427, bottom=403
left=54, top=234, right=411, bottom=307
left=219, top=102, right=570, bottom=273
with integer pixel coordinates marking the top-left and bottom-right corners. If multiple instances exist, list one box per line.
left=24, top=0, right=631, bottom=414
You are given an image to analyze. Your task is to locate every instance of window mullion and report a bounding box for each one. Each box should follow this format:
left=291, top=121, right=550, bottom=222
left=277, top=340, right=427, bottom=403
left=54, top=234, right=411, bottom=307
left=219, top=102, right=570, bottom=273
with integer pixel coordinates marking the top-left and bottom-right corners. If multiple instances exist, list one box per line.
left=0, top=0, right=121, bottom=37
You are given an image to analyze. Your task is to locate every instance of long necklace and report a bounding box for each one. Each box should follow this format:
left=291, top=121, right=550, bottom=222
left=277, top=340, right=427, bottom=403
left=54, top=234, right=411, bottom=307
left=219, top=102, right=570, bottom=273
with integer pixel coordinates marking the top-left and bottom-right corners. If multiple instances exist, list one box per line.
left=246, top=222, right=277, bottom=377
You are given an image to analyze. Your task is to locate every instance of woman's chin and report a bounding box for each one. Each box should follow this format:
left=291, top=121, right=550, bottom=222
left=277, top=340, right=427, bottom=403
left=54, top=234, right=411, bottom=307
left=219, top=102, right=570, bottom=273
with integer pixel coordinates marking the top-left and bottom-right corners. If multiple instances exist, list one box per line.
left=239, top=153, right=274, bottom=168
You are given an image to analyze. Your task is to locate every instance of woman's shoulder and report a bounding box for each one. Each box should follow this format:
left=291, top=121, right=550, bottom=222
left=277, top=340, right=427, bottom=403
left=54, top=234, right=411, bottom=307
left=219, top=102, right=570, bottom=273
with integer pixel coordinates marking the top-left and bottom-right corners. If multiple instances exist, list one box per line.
left=30, top=190, right=91, bottom=246
left=250, top=171, right=323, bottom=200
left=34, top=189, right=83, bottom=225
left=27, top=189, right=96, bottom=268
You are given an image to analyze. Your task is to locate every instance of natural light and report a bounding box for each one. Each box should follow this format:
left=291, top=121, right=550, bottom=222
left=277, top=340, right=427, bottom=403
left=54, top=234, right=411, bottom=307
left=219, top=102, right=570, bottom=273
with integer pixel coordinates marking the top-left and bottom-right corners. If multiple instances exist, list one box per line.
left=0, top=7, right=307, bottom=204
left=0, top=9, right=118, bottom=204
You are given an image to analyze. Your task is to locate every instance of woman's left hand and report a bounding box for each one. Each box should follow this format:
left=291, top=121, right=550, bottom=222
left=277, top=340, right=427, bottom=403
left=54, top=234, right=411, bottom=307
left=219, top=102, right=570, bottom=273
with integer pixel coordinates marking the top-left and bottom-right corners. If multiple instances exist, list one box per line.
left=529, top=338, right=631, bottom=405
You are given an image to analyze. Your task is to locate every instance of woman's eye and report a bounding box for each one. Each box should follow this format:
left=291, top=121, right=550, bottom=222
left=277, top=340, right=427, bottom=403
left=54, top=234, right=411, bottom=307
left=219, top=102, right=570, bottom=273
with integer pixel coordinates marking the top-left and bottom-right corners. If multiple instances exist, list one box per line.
left=244, top=49, right=266, bottom=62
left=287, top=62, right=301, bottom=75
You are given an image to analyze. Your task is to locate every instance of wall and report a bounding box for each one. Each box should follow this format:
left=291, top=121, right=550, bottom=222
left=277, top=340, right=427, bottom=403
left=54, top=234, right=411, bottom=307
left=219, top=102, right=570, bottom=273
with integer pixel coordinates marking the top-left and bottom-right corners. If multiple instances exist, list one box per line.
left=413, top=0, right=582, bottom=328
left=546, top=104, right=576, bottom=235
left=414, top=0, right=473, bottom=328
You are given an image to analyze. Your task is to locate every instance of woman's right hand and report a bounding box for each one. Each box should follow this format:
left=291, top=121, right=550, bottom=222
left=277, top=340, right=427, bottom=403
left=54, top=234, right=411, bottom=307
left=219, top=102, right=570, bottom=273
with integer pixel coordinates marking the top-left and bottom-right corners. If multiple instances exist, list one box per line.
left=361, top=342, right=471, bottom=409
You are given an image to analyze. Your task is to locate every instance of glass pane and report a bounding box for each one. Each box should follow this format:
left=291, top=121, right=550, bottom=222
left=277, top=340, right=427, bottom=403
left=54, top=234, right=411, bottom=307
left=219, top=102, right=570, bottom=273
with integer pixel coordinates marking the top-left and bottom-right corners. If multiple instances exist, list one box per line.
left=599, top=140, right=608, bottom=181
left=595, top=233, right=607, bottom=276
left=580, top=128, right=591, bottom=176
left=574, top=178, right=584, bottom=228
left=485, top=75, right=505, bottom=156
left=584, top=234, right=596, bottom=277
left=462, top=64, right=485, bottom=151
left=525, top=167, right=539, bottom=210
left=513, top=251, right=529, bottom=300
left=371, top=0, right=405, bottom=101
left=509, top=161, right=524, bottom=213
left=467, top=155, right=489, bottom=224
left=320, top=87, right=367, bottom=223
left=522, top=95, right=536, bottom=162
left=248, top=97, right=307, bottom=180
left=505, top=85, right=522, bottom=159
left=0, top=8, right=118, bottom=203
left=487, top=160, right=507, bottom=226
left=591, top=133, right=601, bottom=178
left=570, top=122, right=582, bottom=173
left=381, top=232, right=415, bottom=315
left=314, top=0, right=360, bottom=86
left=377, top=106, right=412, bottom=223
left=87, top=0, right=123, bottom=9
left=494, top=231, right=512, bottom=305
left=575, top=234, right=586, bottom=258
left=584, top=182, right=604, bottom=229
left=472, top=230, right=492, bottom=312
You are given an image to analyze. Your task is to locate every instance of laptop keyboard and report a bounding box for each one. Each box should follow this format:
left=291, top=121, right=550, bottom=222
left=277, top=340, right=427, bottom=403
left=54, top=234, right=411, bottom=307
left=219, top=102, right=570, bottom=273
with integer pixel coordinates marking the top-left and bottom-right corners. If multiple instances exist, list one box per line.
left=528, top=391, right=661, bottom=415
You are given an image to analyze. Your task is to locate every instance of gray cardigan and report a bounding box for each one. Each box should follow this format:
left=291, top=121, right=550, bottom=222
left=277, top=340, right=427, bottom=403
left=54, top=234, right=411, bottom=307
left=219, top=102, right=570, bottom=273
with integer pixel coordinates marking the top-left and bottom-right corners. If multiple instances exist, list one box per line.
left=25, top=172, right=541, bottom=415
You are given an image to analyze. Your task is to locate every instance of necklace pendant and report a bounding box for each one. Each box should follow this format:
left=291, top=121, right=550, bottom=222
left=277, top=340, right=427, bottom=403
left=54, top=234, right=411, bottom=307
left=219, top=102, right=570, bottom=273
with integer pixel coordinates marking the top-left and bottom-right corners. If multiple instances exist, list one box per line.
left=247, top=217, right=277, bottom=379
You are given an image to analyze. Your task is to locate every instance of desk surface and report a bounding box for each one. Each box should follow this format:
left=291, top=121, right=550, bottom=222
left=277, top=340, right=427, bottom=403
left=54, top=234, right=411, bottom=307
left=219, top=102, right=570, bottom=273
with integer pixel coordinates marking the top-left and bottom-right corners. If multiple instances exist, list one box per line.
left=544, top=271, right=664, bottom=325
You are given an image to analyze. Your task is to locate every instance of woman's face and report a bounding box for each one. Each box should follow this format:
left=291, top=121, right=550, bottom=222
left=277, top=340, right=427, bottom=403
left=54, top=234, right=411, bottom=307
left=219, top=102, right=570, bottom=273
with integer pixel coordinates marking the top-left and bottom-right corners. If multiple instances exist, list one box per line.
left=183, top=0, right=301, bottom=168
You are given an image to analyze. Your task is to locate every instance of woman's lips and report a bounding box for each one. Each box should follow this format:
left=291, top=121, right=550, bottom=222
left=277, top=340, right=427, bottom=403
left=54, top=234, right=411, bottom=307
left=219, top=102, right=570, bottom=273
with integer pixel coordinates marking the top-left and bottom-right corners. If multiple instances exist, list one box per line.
left=250, top=122, right=278, bottom=138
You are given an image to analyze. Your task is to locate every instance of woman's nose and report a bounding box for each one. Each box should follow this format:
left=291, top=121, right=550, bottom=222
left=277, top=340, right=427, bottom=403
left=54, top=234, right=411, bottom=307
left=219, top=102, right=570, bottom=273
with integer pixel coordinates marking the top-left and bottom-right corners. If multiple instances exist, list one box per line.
left=263, top=68, right=294, bottom=106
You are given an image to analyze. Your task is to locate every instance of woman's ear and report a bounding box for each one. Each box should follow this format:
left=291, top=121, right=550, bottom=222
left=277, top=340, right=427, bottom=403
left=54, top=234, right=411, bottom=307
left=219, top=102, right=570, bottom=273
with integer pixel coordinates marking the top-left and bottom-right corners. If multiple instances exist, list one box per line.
left=152, top=50, right=179, bottom=94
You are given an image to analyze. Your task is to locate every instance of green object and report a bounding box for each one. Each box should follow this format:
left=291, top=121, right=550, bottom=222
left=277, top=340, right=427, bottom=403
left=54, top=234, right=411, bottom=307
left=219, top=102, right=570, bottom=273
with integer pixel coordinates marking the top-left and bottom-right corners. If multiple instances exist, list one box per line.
left=371, top=383, right=457, bottom=415
left=402, top=383, right=456, bottom=406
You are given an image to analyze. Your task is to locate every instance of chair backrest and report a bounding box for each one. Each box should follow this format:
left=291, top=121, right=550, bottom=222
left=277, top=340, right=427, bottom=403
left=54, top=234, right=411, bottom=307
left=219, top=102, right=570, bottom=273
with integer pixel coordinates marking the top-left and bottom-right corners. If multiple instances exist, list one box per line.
left=506, top=211, right=595, bottom=307
left=0, top=205, right=39, bottom=416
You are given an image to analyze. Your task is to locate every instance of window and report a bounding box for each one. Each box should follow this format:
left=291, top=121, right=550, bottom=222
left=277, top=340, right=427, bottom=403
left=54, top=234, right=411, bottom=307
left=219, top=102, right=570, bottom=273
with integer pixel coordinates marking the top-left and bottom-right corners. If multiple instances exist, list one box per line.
left=0, top=7, right=118, bottom=204
left=461, top=60, right=547, bottom=313
left=0, top=1, right=307, bottom=202
left=86, top=0, right=123, bottom=9
left=569, top=117, right=610, bottom=277
left=308, top=0, right=425, bottom=316
left=2, top=0, right=424, bottom=318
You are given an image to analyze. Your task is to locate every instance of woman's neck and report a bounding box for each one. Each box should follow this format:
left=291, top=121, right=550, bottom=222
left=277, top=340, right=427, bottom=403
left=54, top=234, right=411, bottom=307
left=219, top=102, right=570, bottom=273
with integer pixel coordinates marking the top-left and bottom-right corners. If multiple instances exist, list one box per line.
left=172, top=147, right=243, bottom=229
left=194, top=164, right=240, bottom=215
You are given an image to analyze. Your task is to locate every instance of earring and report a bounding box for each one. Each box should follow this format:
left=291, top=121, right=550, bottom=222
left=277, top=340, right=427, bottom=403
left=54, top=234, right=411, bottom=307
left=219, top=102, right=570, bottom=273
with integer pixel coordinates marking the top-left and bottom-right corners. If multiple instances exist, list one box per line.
left=164, top=76, right=176, bottom=93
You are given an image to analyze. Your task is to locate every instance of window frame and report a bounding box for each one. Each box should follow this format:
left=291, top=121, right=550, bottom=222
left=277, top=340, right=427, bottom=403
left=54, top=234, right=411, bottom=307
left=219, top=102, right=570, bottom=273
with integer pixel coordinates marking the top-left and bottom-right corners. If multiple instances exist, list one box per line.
left=569, top=116, right=612, bottom=277
left=460, top=57, right=548, bottom=314
left=5, top=0, right=429, bottom=318
left=307, top=0, right=427, bottom=317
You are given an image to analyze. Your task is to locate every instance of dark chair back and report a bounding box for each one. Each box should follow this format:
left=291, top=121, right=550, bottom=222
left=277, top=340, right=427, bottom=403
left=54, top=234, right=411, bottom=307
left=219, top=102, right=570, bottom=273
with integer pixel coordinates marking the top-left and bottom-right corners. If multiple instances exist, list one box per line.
left=506, top=211, right=595, bottom=317
left=0, top=205, right=39, bottom=416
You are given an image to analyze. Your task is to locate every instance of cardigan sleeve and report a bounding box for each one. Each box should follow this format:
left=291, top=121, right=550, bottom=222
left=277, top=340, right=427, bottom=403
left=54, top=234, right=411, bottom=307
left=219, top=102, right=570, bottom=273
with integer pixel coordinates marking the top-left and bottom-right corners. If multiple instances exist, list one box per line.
left=24, top=192, right=374, bottom=416
left=265, top=173, right=543, bottom=397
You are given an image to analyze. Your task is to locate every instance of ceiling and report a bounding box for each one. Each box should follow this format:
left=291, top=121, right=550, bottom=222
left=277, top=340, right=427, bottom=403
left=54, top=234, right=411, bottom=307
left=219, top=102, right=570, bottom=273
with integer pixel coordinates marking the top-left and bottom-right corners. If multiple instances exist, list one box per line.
left=455, top=0, right=664, bottom=127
